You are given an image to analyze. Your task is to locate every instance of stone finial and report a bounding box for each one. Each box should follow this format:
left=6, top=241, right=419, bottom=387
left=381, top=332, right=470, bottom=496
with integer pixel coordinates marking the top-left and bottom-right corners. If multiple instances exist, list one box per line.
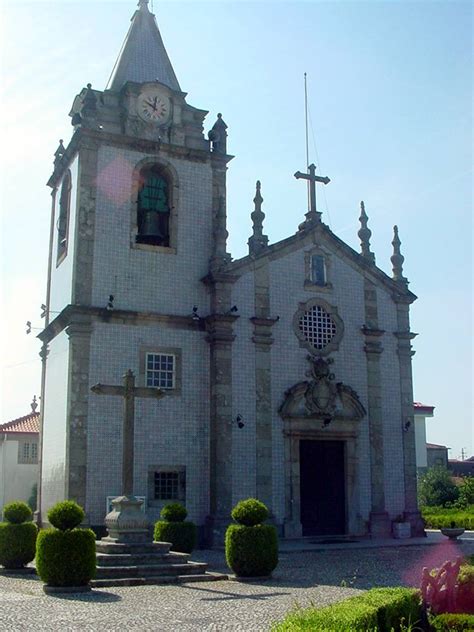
left=358, top=201, right=375, bottom=264
left=54, top=139, right=65, bottom=166
left=208, top=113, right=228, bottom=154
left=82, top=83, right=97, bottom=114
left=138, top=0, right=149, bottom=10
left=391, top=225, right=407, bottom=283
left=210, top=194, right=231, bottom=271
left=31, top=395, right=38, bottom=413
left=248, top=181, right=269, bottom=256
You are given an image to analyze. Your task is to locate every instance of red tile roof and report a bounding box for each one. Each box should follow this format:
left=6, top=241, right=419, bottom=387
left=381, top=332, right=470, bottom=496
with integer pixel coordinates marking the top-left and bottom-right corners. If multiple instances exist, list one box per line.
left=413, top=402, right=435, bottom=414
left=0, top=412, right=40, bottom=435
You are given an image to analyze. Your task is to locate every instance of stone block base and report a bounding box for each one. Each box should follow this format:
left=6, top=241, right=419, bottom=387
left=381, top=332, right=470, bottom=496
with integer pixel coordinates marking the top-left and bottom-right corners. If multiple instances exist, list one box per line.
left=404, top=510, right=426, bottom=537
left=369, top=511, right=392, bottom=538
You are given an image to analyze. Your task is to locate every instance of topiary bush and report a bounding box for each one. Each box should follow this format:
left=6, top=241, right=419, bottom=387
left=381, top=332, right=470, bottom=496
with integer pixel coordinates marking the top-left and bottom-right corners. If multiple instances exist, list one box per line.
left=36, top=500, right=96, bottom=588
left=36, top=529, right=96, bottom=587
left=0, top=502, right=37, bottom=569
left=225, top=498, right=278, bottom=577
left=47, top=500, right=84, bottom=530
left=154, top=503, right=196, bottom=553
left=160, top=502, right=188, bottom=523
left=231, top=498, right=269, bottom=526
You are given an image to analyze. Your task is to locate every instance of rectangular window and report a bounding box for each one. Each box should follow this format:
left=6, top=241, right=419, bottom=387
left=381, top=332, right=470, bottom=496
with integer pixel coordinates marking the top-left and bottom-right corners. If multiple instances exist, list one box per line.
left=146, top=353, right=175, bottom=389
left=311, top=255, right=326, bottom=286
left=154, top=471, right=180, bottom=500
left=18, top=441, right=38, bottom=465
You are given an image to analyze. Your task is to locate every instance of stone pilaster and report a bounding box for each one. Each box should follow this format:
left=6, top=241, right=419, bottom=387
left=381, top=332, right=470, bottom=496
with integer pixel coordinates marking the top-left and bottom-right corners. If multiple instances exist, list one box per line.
left=65, top=314, right=93, bottom=513
left=205, top=288, right=238, bottom=542
left=72, top=133, right=99, bottom=305
left=394, top=299, right=425, bottom=536
left=362, top=279, right=391, bottom=537
left=251, top=259, right=276, bottom=511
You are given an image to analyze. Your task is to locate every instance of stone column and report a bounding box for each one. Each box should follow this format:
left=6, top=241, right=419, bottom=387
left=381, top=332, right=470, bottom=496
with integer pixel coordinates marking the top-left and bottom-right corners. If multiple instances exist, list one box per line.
left=363, top=279, right=391, bottom=537
left=65, top=314, right=93, bottom=512
left=395, top=299, right=425, bottom=536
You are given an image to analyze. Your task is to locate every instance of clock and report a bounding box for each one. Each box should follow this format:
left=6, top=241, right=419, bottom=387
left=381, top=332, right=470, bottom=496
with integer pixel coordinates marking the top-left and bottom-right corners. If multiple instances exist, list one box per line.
left=137, top=89, right=170, bottom=124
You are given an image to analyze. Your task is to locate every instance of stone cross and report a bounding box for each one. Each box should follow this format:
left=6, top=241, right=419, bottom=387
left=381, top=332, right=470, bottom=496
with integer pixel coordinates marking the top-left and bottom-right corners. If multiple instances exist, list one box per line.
left=91, top=369, right=165, bottom=496
left=294, top=163, right=330, bottom=223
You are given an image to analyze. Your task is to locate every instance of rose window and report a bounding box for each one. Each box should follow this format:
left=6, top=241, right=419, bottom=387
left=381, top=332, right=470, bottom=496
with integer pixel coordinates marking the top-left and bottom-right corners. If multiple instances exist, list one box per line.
left=299, top=305, right=337, bottom=350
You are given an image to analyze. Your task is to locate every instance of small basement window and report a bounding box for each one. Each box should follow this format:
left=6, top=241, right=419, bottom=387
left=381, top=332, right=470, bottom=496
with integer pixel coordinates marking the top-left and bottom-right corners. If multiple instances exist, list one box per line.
left=148, top=466, right=186, bottom=504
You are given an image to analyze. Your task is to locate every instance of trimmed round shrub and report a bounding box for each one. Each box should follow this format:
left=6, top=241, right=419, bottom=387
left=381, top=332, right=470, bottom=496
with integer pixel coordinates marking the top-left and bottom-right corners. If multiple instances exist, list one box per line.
left=36, top=528, right=96, bottom=587
left=47, top=500, right=84, bottom=531
left=160, top=503, right=187, bottom=522
left=3, top=501, right=33, bottom=525
left=231, top=498, right=269, bottom=527
left=225, top=524, right=278, bottom=577
left=431, top=613, right=474, bottom=631
left=154, top=520, right=196, bottom=553
left=0, top=522, right=37, bottom=569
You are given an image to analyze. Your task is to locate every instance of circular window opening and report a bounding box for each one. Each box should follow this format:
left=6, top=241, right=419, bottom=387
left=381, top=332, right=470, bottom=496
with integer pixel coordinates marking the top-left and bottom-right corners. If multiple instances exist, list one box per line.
left=299, top=305, right=337, bottom=350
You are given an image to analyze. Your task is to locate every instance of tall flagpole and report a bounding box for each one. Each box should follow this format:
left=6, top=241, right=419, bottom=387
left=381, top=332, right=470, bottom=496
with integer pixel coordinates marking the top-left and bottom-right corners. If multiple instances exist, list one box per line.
left=304, top=73, right=310, bottom=212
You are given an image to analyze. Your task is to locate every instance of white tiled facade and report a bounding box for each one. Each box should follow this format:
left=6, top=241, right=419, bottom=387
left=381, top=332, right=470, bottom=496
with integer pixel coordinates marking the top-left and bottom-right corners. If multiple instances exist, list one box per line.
left=39, top=2, right=420, bottom=540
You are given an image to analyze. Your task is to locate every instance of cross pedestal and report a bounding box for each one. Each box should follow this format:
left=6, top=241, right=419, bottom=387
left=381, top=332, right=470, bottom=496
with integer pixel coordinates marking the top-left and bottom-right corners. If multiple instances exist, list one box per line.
left=294, top=163, right=330, bottom=229
left=91, top=369, right=165, bottom=543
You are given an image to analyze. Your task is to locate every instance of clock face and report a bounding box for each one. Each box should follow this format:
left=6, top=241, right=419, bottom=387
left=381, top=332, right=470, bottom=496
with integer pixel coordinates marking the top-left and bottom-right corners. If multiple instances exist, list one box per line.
left=137, top=90, right=170, bottom=124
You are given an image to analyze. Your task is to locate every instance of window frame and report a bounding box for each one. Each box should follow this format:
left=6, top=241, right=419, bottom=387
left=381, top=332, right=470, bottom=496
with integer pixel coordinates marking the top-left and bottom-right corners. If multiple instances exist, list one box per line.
left=56, top=170, right=72, bottom=266
left=293, top=297, right=344, bottom=356
left=139, top=346, right=182, bottom=395
left=304, top=246, right=333, bottom=292
left=17, top=440, right=39, bottom=465
left=147, top=465, right=186, bottom=507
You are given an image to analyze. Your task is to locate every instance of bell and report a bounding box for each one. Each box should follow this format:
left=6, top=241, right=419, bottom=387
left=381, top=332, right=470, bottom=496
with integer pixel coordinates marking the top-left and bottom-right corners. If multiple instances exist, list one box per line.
left=139, top=210, right=163, bottom=243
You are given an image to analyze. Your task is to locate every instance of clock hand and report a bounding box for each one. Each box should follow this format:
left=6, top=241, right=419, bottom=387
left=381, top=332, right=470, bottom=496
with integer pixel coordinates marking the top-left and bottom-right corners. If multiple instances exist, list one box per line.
left=144, top=99, right=157, bottom=111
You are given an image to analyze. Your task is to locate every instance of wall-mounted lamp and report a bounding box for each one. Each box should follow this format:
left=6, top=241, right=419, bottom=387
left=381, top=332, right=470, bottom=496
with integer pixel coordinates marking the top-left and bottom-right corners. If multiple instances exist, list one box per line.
left=106, top=295, right=114, bottom=311
left=321, top=417, right=332, bottom=429
left=403, top=420, right=411, bottom=432
left=235, top=414, right=245, bottom=429
left=192, top=306, right=201, bottom=322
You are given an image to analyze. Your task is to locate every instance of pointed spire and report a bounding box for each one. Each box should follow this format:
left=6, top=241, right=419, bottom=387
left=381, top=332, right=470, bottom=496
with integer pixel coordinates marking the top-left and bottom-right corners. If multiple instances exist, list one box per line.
left=107, top=1, right=180, bottom=92
left=391, top=225, right=407, bottom=283
left=54, top=139, right=65, bottom=166
left=248, top=181, right=269, bottom=256
left=358, top=201, right=375, bottom=264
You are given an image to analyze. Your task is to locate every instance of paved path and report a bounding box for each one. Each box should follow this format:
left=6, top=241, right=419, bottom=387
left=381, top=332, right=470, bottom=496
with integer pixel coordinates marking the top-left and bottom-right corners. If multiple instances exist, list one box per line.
left=0, top=539, right=472, bottom=631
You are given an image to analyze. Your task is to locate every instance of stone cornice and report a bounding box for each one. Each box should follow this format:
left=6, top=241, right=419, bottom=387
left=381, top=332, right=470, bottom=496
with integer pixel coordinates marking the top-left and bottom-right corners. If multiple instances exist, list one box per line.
left=47, top=127, right=233, bottom=189
left=37, top=304, right=205, bottom=343
left=249, top=317, right=279, bottom=327
left=204, top=313, right=238, bottom=344
left=393, top=331, right=418, bottom=340
left=361, top=326, right=385, bottom=337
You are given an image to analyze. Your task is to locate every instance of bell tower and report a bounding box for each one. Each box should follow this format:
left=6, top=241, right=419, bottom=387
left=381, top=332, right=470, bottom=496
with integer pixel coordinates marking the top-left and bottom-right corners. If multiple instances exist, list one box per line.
left=38, top=0, right=233, bottom=530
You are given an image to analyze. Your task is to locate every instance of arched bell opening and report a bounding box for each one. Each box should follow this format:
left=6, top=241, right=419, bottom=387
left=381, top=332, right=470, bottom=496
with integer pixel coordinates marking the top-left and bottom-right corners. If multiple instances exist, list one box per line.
left=136, top=164, right=172, bottom=247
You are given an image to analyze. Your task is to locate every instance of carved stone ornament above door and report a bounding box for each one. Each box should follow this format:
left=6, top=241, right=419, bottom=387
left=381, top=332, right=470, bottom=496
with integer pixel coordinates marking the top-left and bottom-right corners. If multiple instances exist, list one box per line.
left=279, top=356, right=366, bottom=422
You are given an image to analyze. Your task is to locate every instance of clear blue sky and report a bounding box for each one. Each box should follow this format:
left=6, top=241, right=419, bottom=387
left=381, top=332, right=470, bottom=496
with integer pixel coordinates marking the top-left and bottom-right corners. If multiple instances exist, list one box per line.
left=1, top=1, right=472, bottom=458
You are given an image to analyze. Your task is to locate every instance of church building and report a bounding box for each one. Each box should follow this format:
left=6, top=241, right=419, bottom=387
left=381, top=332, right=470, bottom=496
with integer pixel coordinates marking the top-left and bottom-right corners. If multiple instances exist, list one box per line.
left=38, top=0, right=424, bottom=543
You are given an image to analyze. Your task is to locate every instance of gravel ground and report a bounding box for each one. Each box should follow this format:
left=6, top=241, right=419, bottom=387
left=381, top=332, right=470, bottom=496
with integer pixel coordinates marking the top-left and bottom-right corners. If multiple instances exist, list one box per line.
left=0, top=540, right=472, bottom=632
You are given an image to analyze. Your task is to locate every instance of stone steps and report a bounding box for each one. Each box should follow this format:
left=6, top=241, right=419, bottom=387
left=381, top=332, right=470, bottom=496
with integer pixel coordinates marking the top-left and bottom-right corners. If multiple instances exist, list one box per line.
left=91, top=572, right=227, bottom=588
left=93, top=537, right=228, bottom=587
left=96, top=551, right=190, bottom=566
left=95, top=560, right=208, bottom=579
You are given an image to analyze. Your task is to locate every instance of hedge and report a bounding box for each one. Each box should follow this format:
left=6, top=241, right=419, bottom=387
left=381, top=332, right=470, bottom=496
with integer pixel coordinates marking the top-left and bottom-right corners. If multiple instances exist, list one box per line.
left=36, top=528, right=96, bottom=587
left=457, top=565, right=474, bottom=614
left=431, top=613, right=474, bottom=631
left=421, top=506, right=474, bottom=530
left=272, top=587, right=421, bottom=632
